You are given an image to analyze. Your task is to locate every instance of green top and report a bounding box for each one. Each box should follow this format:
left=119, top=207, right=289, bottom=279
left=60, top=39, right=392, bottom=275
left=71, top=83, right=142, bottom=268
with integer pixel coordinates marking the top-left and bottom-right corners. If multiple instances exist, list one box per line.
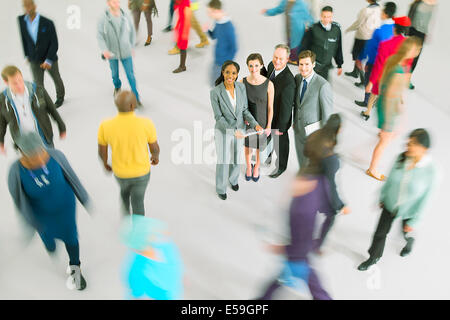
left=377, top=64, right=405, bottom=132
left=129, top=0, right=144, bottom=11
left=380, top=154, right=436, bottom=227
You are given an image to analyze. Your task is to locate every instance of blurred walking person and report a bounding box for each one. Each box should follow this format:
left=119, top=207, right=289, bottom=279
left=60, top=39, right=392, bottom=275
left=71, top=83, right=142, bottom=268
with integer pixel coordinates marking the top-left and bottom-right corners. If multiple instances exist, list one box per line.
left=312, top=114, right=351, bottom=253
left=8, top=132, right=90, bottom=290
left=0, top=65, right=66, bottom=153
left=206, top=0, right=238, bottom=86
left=360, top=16, right=412, bottom=121
left=98, top=90, right=160, bottom=216
left=257, top=132, right=334, bottom=300
left=407, top=0, right=437, bottom=89
left=170, top=0, right=191, bottom=73
left=129, top=0, right=158, bottom=46
left=18, top=0, right=65, bottom=108
left=98, top=0, right=142, bottom=105
left=366, top=37, right=422, bottom=181
left=354, top=1, right=396, bottom=106
left=358, top=129, right=436, bottom=270
left=261, top=0, right=314, bottom=65
left=299, top=6, right=343, bottom=81
left=344, top=0, right=381, bottom=84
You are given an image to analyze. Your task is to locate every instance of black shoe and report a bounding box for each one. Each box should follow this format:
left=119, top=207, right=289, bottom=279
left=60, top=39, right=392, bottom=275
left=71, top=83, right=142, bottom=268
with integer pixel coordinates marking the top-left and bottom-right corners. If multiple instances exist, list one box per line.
left=252, top=166, right=260, bottom=182
left=218, top=193, right=227, bottom=200
left=357, top=257, right=379, bottom=271
left=114, top=88, right=121, bottom=97
left=400, top=238, right=415, bottom=257
left=345, top=70, right=358, bottom=78
left=354, top=81, right=364, bottom=88
left=231, top=184, right=239, bottom=191
left=54, top=99, right=64, bottom=108
left=409, top=83, right=415, bottom=90
left=360, top=111, right=370, bottom=121
left=144, top=36, right=152, bottom=46
left=163, top=26, right=172, bottom=32
left=269, top=170, right=283, bottom=179
left=355, top=100, right=368, bottom=107
left=245, top=165, right=253, bottom=181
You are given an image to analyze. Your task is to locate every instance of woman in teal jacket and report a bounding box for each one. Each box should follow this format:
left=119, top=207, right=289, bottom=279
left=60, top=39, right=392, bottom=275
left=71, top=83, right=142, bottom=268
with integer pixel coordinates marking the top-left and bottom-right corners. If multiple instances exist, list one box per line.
left=262, top=0, right=314, bottom=64
left=358, top=128, right=436, bottom=271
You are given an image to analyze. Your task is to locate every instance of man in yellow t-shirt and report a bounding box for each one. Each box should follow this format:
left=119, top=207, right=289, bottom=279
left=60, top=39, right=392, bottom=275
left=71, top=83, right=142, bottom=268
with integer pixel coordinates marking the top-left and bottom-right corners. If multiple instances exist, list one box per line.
left=98, top=90, right=160, bottom=216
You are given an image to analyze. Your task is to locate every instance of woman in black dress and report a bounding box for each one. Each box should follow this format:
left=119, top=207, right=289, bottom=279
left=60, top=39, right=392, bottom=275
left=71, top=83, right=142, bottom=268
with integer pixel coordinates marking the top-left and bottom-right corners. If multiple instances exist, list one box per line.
left=241, top=53, right=274, bottom=182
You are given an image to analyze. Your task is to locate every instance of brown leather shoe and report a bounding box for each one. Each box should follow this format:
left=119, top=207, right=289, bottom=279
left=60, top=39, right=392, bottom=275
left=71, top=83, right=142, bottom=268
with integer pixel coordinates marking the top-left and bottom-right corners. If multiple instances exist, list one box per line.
left=172, top=66, right=187, bottom=73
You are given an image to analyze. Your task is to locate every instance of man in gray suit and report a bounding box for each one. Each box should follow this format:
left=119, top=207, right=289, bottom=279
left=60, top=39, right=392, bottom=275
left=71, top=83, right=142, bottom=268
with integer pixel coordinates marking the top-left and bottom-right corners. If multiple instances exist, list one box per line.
left=293, top=50, right=333, bottom=168
left=210, top=61, right=263, bottom=200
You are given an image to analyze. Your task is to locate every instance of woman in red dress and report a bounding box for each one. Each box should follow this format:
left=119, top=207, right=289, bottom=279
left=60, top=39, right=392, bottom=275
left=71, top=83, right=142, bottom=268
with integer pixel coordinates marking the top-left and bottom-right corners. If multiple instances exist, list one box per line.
left=172, top=0, right=191, bottom=73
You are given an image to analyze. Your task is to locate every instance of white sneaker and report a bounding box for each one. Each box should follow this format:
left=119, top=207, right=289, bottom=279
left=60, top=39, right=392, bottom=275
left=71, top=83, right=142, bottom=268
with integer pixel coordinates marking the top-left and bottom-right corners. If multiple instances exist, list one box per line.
left=66, top=265, right=87, bottom=291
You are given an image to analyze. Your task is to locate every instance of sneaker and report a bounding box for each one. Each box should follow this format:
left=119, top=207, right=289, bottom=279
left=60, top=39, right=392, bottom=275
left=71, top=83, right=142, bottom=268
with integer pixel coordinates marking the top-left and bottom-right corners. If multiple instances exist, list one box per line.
left=168, top=46, right=180, bottom=55
left=66, top=265, right=87, bottom=290
left=195, top=40, right=210, bottom=48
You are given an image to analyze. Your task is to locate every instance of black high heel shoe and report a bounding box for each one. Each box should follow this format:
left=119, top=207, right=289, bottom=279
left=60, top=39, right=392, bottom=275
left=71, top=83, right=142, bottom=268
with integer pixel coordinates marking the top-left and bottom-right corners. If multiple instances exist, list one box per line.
left=252, top=165, right=260, bottom=182
left=360, top=111, right=370, bottom=121
left=245, top=165, right=253, bottom=181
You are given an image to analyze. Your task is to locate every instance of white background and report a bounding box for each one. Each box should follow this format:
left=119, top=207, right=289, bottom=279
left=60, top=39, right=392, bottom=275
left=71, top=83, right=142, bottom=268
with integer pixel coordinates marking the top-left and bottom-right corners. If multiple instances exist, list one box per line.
left=0, top=0, right=449, bottom=299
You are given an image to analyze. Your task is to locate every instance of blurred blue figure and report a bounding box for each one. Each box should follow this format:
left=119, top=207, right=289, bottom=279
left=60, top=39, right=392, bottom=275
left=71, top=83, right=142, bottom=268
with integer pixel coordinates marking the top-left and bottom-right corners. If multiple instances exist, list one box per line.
left=121, top=215, right=183, bottom=300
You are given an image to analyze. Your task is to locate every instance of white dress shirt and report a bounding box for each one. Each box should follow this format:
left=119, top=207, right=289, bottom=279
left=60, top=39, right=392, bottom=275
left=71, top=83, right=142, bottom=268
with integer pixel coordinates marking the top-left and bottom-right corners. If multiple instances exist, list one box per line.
left=226, top=89, right=237, bottom=113
left=10, top=87, right=37, bottom=133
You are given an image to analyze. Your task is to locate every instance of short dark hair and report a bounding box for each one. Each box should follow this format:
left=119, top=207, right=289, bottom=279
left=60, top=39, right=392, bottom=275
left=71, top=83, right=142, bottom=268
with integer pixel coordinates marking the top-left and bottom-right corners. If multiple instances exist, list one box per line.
left=298, top=50, right=316, bottom=64
left=410, top=128, right=431, bottom=149
left=1, top=65, right=22, bottom=81
left=322, top=6, right=333, bottom=13
left=394, top=24, right=409, bottom=36
left=208, top=0, right=222, bottom=10
left=384, top=2, right=397, bottom=18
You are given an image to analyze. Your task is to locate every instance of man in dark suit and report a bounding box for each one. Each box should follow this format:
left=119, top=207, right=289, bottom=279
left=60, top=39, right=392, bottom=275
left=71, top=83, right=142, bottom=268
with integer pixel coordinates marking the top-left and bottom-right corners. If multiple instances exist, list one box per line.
left=266, top=44, right=296, bottom=178
left=18, top=0, right=65, bottom=108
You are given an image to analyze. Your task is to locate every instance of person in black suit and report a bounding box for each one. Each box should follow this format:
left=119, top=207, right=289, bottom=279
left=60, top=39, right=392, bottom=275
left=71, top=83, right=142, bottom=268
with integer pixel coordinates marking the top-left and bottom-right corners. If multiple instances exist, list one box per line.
left=266, top=44, right=296, bottom=178
left=18, top=0, right=65, bottom=108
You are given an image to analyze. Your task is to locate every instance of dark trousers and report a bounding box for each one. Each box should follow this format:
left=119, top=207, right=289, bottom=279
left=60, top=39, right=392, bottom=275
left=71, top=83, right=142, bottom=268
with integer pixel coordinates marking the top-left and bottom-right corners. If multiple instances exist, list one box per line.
left=115, top=173, right=150, bottom=216
left=30, top=60, right=65, bottom=102
left=408, top=27, right=426, bottom=74
left=314, top=62, right=331, bottom=80
left=132, top=8, right=153, bottom=37
left=39, top=233, right=80, bottom=266
left=368, top=208, right=413, bottom=259
left=167, top=0, right=175, bottom=27
left=258, top=260, right=332, bottom=300
left=315, top=213, right=336, bottom=250
left=273, top=131, right=290, bottom=174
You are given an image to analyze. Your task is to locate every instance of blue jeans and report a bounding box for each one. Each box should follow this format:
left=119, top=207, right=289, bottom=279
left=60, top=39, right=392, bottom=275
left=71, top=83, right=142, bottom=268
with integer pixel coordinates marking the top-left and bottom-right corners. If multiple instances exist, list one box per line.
left=109, top=57, right=140, bottom=102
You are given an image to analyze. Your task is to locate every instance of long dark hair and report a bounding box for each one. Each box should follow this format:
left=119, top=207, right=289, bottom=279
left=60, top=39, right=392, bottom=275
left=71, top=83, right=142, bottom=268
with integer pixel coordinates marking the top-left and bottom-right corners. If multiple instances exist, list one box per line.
left=397, top=128, right=431, bottom=166
left=321, top=113, right=341, bottom=150
left=215, top=60, right=240, bottom=87
left=246, top=53, right=268, bottom=77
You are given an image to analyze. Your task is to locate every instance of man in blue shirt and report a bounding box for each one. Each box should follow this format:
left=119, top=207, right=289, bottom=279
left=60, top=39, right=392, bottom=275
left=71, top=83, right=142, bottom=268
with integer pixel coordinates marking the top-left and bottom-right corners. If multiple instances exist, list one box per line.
left=354, top=2, right=396, bottom=107
left=18, top=0, right=65, bottom=108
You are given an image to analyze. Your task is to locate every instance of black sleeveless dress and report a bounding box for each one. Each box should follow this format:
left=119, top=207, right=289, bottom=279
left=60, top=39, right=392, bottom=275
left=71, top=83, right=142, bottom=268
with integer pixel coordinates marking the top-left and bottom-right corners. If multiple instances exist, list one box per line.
left=243, top=77, right=269, bottom=150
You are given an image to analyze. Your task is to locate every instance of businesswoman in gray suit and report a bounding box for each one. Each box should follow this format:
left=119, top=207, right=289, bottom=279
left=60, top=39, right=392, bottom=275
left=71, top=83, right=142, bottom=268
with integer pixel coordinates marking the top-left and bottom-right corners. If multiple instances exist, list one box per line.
left=210, top=61, right=264, bottom=200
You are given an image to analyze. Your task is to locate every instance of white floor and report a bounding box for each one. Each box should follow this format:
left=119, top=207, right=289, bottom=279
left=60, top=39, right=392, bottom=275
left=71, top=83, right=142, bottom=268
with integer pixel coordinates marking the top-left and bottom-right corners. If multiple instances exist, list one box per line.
left=0, top=0, right=449, bottom=300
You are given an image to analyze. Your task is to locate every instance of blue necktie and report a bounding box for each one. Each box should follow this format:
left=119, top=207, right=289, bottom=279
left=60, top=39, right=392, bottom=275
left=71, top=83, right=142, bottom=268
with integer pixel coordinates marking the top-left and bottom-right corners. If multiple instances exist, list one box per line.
left=270, top=70, right=276, bottom=81
left=300, top=79, right=307, bottom=104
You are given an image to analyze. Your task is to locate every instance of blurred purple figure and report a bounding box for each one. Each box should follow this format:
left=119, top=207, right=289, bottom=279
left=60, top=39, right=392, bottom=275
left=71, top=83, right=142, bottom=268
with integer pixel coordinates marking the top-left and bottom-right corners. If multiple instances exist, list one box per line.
left=258, top=132, right=334, bottom=300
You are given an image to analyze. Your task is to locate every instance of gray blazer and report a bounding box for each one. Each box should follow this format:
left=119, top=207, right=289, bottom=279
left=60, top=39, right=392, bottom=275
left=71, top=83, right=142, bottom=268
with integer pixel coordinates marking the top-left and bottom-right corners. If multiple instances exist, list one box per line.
left=210, top=82, right=259, bottom=133
left=293, top=72, right=333, bottom=131
left=97, top=8, right=136, bottom=60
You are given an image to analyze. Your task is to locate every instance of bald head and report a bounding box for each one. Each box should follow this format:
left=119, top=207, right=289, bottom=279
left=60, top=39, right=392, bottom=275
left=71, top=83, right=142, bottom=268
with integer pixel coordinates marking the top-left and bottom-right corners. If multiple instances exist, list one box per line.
left=114, top=90, right=137, bottom=113
left=23, top=0, right=37, bottom=16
